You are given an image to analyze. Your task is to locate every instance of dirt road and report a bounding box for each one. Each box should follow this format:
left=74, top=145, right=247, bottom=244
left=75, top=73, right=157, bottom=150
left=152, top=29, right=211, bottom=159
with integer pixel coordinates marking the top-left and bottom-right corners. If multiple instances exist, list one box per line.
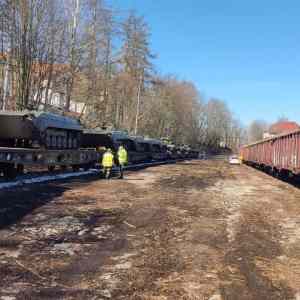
left=1, top=160, right=300, bottom=299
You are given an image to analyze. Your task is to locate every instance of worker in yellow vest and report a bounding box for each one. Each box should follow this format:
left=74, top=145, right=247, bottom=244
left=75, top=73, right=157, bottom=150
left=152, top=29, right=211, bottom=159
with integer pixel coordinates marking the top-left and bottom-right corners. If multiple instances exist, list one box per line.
left=102, top=148, right=114, bottom=179
left=117, top=145, right=128, bottom=179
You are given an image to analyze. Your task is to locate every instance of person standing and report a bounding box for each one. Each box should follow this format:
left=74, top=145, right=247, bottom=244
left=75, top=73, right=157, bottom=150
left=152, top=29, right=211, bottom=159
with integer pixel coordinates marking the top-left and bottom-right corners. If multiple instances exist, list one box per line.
left=117, top=145, right=128, bottom=179
left=102, top=148, right=114, bottom=179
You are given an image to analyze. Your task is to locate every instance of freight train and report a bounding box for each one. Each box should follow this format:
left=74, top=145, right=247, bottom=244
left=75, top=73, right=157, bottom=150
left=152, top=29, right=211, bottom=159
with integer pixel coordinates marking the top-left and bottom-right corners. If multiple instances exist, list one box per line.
left=0, top=110, right=199, bottom=179
left=240, top=129, right=300, bottom=178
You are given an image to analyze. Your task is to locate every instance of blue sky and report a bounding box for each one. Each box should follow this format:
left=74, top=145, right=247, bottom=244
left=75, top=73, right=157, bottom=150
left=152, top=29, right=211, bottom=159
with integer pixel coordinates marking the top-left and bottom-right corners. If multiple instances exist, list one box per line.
left=109, top=0, right=300, bottom=125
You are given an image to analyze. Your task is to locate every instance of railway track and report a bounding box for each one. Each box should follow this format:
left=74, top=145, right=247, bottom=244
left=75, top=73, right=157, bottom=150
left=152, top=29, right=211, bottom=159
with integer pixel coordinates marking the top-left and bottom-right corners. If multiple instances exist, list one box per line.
left=0, top=159, right=181, bottom=190
left=246, top=161, right=300, bottom=189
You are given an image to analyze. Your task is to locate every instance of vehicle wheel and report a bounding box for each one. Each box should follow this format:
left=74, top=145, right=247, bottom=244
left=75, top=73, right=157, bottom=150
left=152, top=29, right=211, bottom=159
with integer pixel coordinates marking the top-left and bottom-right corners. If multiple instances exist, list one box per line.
left=46, top=135, right=51, bottom=148
left=57, top=136, right=62, bottom=149
left=48, top=165, right=56, bottom=172
left=3, top=165, right=18, bottom=180
left=73, top=138, right=78, bottom=149
left=72, top=165, right=80, bottom=172
left=51, top=136, right=57, bottom=149
left=273, top=168, right=279, bottom=178
left=62, top=137, right=67, bottom=149
left=83, top=164, right=92, bottom=171
left=279, top=170, right=289, bottom=181
left=16, top=164, right=24, bottom=175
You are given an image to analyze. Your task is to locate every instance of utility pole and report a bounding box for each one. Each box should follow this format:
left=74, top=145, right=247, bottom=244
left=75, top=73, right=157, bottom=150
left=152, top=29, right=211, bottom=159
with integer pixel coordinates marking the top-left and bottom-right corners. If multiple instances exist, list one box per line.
left=134, top=74, right=143, bottom=135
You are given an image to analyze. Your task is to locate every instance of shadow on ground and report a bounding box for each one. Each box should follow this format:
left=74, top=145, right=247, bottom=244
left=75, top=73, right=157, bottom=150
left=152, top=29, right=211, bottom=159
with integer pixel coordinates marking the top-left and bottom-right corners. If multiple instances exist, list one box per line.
left=0, top=175, right=101, bottom=230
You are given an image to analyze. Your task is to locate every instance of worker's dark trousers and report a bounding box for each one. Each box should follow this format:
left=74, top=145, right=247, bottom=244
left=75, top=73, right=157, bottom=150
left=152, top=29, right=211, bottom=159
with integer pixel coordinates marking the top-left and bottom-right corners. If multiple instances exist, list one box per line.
left=104, top=167, right=112, bottom=179
left=119, top=165, right=124, bottom=179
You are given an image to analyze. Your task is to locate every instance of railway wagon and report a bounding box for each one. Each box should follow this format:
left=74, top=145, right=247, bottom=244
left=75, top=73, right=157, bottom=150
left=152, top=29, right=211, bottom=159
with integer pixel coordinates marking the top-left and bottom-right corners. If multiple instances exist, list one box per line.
left=0, top=111, right=83, bottom=149
left=144, top=138, right=168, bottom=161
left=110, top=131, right=150, bottom=164
left=80, top=131, right=151, bottom=164
left=0, top=147, right=99, bottom=178
left=240, top=129, right=300, bottom=175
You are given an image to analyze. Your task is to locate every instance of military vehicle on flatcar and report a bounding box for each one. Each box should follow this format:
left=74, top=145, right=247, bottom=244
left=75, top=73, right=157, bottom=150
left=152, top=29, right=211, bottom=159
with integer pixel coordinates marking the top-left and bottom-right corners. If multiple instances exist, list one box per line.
left=0, top=111, right=82, bottom=149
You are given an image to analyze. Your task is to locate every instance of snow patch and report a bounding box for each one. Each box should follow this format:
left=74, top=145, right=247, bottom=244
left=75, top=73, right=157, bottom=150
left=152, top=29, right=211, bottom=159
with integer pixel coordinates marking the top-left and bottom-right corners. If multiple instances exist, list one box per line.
left=0, top=170, right=98, bottom=190
left=0, top=160, right=176, bottom=190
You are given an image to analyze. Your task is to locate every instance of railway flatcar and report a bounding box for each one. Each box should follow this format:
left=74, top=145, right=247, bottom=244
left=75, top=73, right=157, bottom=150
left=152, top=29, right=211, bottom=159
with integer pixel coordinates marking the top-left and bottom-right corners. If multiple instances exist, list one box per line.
left=178, top=145, right=188, bottom=159
left=81, top=130, right=148, bottom=164
left=110, top=131, right=150, bottom=164
left=81, top=131, right=169, bottom=164
left=144, top=138, right=168, bottom=161
left=240, top=129, right=300, bottom=177
left=0, top=111, right=83, bottom=149
left=0, top=109, right=198, bottom=179
left=0, top=111, right=93, bottom=178
left=186, top=148, right=199, bottom=159
left=181, top=144, right=194, bottom=159
left=160, top=138, right=181, bottom=160
left=82, top=129, right=114, bottom=149
left=131, top=136, right=152, bottom=162
left=166, top=144, right=180, bottom=160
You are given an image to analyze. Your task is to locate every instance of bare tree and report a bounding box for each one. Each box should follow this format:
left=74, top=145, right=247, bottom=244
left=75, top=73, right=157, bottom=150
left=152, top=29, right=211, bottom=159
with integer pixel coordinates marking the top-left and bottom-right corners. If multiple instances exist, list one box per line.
left=0, top=0, right=67, bottom=110
left=0, top=0, right=245, bottom=153
left=247, top=120, right=269, bottom=143
left=64, top=0, right=81, bottom=111
left=119, top=11, right=154, bottom=132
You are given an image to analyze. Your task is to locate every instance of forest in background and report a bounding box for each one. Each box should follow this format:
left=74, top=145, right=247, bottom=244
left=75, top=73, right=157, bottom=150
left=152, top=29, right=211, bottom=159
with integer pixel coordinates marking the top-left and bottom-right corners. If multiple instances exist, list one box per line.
left=0, top=0, right=245, bottom=150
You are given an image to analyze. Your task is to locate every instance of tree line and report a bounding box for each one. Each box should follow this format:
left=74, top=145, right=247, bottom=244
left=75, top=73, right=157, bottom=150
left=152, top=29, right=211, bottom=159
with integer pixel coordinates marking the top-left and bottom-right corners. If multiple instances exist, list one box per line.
left=0, top=0, right=244, bottom=150
left=246, top=117, right=294, bottom=144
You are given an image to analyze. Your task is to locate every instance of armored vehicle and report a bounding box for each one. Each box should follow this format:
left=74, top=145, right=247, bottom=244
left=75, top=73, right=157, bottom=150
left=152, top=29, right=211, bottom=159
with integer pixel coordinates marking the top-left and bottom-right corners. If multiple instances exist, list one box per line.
left=0, top=111, right=83, bottom=149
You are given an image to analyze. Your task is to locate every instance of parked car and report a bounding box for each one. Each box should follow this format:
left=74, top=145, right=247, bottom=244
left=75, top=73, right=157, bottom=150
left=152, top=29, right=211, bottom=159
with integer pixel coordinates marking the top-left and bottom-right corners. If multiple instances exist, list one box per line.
left=229, top=155, right=241, bottom=165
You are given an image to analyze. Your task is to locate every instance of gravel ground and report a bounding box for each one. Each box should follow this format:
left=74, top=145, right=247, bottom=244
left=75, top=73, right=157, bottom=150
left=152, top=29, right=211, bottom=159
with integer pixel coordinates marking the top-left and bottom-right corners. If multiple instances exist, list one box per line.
left=0, top=160, right=300, bottom=300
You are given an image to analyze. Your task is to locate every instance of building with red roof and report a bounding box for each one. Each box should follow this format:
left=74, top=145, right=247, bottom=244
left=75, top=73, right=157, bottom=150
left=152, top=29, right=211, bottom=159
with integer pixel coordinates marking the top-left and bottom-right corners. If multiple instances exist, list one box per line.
left=269, top=121, right=300, bottom=135
left=263, top=121, right=299, bottom=139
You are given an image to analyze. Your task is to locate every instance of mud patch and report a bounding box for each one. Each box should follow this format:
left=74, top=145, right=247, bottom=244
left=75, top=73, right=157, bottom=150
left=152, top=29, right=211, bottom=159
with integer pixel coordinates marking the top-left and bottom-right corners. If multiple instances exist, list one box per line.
left=21, top=287, right=94, bottom=300
left=160, top=175, right=211, bottom=191
left=114, top=208, right=186, bottom=299
left=220, top=209, right=294, bottom=300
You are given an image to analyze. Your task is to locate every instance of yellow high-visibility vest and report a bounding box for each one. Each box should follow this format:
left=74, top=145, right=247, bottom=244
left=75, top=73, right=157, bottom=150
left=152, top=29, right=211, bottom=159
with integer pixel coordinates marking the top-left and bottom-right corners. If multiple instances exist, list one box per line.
left=102, top=152, right=114, bottom=167
left=118, top=148, right=128, bottom=165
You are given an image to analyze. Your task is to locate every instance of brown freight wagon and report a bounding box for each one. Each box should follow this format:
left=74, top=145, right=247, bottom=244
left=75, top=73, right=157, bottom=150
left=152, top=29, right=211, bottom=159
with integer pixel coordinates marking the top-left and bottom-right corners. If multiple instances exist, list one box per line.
left=240, top=129, right=300, bottom=176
